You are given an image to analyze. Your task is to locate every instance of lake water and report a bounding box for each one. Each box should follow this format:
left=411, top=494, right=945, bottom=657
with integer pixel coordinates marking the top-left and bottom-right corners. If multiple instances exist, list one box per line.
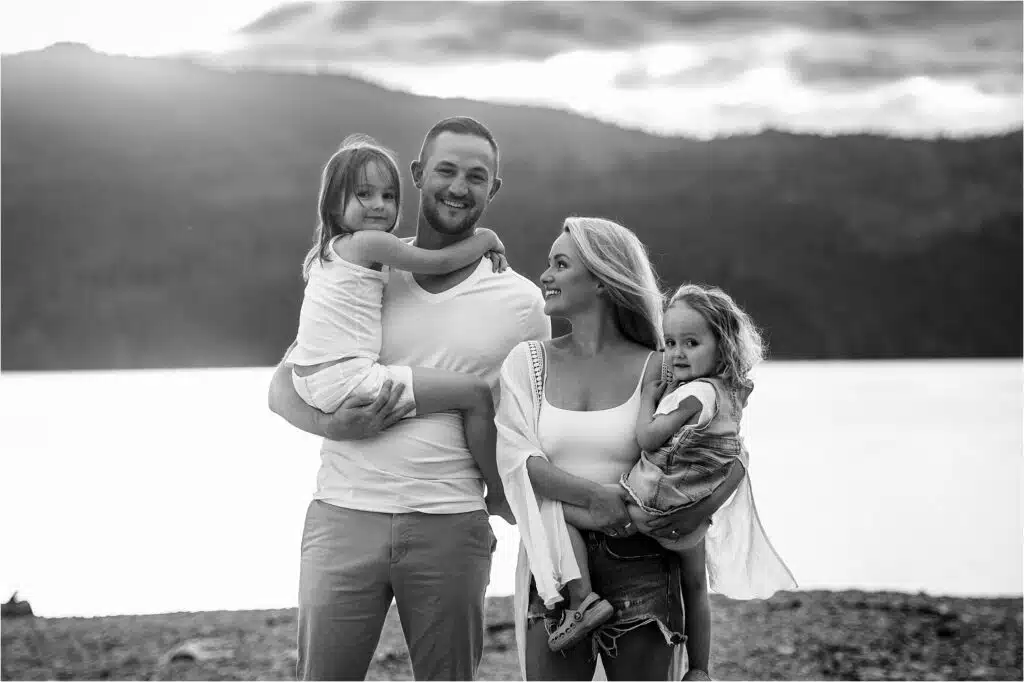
left=0, top=360, right=1020, bottom=618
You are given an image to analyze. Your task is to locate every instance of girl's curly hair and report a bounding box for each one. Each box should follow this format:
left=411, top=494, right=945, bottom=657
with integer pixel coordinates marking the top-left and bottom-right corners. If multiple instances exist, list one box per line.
left=667, top=283, right=765, bottom=393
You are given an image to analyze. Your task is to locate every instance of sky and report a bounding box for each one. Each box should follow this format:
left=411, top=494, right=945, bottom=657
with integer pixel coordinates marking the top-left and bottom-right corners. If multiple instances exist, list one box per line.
left=0, top=0, right=283, bottom=56
left=1, top=1, right=1021, bottom=137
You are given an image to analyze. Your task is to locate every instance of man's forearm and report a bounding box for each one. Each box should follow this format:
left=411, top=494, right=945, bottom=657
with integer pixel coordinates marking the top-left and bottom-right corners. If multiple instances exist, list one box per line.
left=268, top=362, right=328, bottom=438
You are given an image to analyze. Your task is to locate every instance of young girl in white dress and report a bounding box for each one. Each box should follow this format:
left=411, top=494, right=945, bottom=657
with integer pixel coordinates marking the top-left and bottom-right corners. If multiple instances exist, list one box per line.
left=286, top=134, right=513, bottom=521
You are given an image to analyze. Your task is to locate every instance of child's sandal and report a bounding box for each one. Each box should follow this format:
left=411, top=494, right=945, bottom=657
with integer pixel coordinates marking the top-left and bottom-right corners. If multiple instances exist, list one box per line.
left=546, top=592, right=615, bottom=652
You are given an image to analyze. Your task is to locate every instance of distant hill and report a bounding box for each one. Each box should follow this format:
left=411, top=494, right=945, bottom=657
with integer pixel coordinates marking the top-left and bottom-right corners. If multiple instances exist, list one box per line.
left=2, top=45, right=1021, bottom=370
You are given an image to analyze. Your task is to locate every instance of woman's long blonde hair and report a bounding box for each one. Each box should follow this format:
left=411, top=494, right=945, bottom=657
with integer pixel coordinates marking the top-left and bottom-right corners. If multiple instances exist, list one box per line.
left=562, top=217, right=664, bottom=350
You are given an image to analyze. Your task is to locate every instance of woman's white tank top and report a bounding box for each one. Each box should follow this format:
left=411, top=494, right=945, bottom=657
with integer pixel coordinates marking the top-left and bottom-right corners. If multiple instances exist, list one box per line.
left=538, top=351, right=654, bottom=486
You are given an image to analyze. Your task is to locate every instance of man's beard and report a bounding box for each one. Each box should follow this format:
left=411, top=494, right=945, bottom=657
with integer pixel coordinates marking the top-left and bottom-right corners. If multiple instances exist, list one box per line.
left=422, top=196, right=484, bottom=236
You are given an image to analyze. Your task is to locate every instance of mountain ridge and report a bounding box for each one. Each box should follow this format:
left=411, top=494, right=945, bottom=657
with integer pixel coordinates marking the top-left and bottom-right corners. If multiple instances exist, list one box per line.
left=2, top=46, right=1020, bottom=370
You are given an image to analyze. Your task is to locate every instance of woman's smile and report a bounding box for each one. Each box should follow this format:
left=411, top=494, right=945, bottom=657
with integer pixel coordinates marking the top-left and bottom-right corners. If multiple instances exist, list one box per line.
left=540, top=232, right=599, bottom=316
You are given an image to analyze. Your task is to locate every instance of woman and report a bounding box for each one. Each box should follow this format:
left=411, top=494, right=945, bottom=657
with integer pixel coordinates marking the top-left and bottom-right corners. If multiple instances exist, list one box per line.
left=496, top=217, right=745, bottom=680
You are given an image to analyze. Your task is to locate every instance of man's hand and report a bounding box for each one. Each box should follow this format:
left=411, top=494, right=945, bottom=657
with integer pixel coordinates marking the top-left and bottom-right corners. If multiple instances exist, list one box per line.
left=320, top=379, right=415, bottom=440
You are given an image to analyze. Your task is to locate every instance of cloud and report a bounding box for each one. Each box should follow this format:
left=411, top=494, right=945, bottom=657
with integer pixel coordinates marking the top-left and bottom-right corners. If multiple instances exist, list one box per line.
left=239, top=2, right=318, bottom=34
left=613, top=53, right=751, bottom=89
left=231, top=1, right=1022, bottom=85
left=236, top=1, right=1022, bottom=58
left=790, top=23, right=1020, bottom=94
left=211, top=1, right=1023, bottom=137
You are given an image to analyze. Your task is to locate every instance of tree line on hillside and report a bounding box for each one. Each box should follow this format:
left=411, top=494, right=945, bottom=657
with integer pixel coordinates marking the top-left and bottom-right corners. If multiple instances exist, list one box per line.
left=1, top=46, right=1020, bottom=370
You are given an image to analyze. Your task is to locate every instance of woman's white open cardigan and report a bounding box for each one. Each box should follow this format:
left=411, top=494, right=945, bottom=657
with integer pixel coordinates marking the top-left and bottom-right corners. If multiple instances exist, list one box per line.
left=494, top=341, right=685, bottom=679
left=495, top=341, right=797, bottom=679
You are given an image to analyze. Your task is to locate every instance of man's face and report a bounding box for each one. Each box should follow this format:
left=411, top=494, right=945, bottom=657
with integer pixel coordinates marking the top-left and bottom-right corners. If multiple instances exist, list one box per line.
left=413, top=132, right=500, bottom=236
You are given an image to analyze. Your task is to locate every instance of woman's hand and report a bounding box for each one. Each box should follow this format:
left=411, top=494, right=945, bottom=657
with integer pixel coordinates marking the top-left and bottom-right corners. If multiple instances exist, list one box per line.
left=585, top=484, right=635, bottom=538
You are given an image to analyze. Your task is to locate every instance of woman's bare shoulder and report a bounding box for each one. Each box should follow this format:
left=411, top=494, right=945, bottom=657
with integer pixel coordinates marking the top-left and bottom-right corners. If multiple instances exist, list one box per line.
left=626, top=344, right=664, bottom=381
left=619, top=340, right=661, bottom=359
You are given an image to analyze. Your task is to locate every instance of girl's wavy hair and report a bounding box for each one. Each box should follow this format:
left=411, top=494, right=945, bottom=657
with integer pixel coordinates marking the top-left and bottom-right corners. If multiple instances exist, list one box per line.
left=562, top=217, right=665, bottom=350
left=667, top=283, right=765, bottom=393
left=301, top=134, right=402, bottom=280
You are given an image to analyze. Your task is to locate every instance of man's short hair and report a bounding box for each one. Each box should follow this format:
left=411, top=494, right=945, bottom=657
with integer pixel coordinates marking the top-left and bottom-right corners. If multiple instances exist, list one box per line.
left=418, top=116, right=500, bottom=174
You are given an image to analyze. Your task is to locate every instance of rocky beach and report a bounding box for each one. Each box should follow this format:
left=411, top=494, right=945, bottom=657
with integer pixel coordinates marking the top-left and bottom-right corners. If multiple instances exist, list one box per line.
left=2, top=590, right=1020, bottom=681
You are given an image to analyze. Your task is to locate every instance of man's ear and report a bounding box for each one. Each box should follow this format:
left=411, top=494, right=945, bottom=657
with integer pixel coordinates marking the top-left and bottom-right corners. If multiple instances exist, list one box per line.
left=488, top=176, right=502, bottom=200
left=410, top=160, right=423, bottom=188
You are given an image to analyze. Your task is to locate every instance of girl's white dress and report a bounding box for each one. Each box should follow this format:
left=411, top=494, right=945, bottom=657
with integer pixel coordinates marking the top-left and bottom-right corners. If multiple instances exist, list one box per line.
left=286, top=240, right=415, bottom=414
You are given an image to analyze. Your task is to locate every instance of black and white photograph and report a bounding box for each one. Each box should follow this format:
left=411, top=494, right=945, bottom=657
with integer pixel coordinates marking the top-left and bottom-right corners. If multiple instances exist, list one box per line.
left=1, top=1, right=1021, bottom=680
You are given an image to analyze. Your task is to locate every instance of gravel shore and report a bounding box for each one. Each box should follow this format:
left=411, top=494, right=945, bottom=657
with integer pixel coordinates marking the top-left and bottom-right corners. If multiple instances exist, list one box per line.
left=2, top=590, right=1020, bottom=680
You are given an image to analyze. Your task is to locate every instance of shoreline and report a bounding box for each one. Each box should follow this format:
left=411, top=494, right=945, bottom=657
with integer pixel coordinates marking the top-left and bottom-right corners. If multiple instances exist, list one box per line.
left=2, top=590, right=1021, bottom=680
left=18, top=587, right=1024, bottom=622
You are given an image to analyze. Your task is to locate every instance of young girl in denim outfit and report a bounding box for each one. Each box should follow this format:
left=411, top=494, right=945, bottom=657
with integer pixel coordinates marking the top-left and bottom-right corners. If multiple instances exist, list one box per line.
left=618, top=283, right=796, bottom=679
left=549, top=283, right=796, bottom=678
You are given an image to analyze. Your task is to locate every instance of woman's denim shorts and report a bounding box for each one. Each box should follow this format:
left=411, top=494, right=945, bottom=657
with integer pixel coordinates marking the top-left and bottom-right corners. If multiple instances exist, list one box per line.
left=528, top=530, right=685, bottom=658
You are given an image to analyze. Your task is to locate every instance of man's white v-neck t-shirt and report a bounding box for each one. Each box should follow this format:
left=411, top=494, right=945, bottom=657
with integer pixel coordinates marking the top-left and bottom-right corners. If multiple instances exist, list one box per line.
left=314, top=256, right=551, bottom=514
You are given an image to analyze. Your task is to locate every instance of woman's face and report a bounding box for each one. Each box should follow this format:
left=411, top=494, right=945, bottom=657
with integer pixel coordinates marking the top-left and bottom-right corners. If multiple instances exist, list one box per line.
left=539, top=231, right=601, bottom=317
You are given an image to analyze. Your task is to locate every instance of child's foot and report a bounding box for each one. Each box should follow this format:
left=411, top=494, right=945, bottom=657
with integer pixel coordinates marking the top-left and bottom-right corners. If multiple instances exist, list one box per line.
left=682, top=669, right=713, bottom=681
left=547, top=592, right=615, bottom=652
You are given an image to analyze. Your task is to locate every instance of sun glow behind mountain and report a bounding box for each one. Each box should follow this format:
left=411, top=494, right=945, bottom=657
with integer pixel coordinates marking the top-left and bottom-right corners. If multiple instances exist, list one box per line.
left=0, top=0, right=281, bottom=57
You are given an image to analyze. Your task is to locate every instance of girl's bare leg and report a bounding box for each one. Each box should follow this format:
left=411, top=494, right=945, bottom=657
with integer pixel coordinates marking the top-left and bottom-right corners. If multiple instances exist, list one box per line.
left=410, top=367, right=512, bottom=523
left=678, top=540, right=711, bottom=675
left=561, top=518, right=593, bottom=609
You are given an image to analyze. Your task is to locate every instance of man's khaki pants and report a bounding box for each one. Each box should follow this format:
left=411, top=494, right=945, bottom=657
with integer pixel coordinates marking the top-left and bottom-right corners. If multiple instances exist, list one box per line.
left=297, top=500, right=496, bottom=680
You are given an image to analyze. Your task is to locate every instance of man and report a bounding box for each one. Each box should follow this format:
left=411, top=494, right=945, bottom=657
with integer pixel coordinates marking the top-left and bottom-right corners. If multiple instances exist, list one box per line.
left=268, top=116, right=550, bottom=680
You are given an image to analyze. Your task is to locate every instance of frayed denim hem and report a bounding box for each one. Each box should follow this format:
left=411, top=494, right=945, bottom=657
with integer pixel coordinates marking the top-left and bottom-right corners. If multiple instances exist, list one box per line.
left=590, top=615, right=686, bottom=660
